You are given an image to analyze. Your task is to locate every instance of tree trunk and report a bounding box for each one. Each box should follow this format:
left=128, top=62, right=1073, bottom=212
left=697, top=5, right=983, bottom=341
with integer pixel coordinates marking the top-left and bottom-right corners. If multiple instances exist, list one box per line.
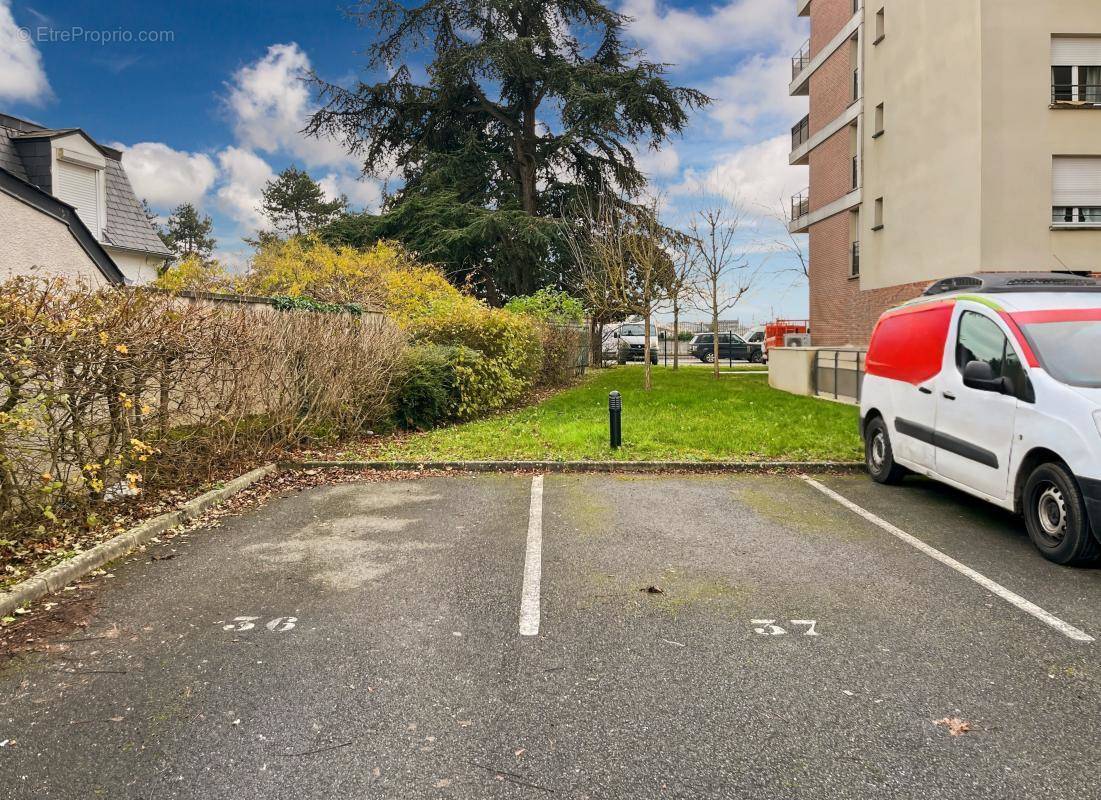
left=672, top=298, right=680, bottom=371
left=712, top=302, right=720, bottom=381
left=643, top=308, right=653, bottom=392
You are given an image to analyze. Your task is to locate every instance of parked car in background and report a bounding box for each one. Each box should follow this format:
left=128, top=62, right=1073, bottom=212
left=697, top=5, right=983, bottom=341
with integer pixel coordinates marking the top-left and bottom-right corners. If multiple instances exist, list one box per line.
left=603, top=322, right=661, bottom=365
left=689, top=332, right=764, bottom=364
left=861, top=273, right=1101, bottom=565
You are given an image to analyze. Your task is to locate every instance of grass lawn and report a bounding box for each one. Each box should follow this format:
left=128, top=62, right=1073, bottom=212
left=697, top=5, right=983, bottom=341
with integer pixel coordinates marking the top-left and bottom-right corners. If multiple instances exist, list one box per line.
left=364, top=368, right=863, bottom=463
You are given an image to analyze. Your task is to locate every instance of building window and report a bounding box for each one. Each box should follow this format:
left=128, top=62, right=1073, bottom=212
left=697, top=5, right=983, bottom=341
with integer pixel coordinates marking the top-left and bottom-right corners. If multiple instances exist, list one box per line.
left=874, top=8, right=885, bottom=44
left=873, top=198, right=884, bottom=230
left=1053, top=157, right=1101, bottom=226
left=1051, top=37, right=1101, bottom=105
left=873, top=103, right=885, bottom=137
left=850, top=210, right=861, bottom=278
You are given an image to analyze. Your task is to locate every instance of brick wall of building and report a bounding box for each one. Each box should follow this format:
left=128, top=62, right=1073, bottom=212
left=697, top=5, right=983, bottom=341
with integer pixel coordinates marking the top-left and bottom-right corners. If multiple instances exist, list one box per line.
left=809, top=45, right=852, bottom=132
left=810, top=0, right=855, bottom=55
left=809, top=209, right=926, bottom=346
left=808, top=128, right=854, bottom=212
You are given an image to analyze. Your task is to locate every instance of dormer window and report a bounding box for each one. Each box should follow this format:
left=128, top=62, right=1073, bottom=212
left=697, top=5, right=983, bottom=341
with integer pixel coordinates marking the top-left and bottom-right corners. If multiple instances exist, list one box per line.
left=53, top=143, right=106, bottom=239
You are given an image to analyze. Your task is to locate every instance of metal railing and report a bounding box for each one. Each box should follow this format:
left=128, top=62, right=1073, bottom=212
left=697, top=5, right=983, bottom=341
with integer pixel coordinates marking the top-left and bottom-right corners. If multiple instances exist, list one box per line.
left=791, top=189, right=810, bottom=223
left=792, top=39, right=810, bottom=80
left=851, top=155, right=859, bottom=189
left=1053, top=206, right=1101, bottom=225
left=851, top=242, right=860, bottom=277
left=791, top=115, right=810, bottom=151
left=1052, top=84, right=1101, bottom=105
left=815, top=349, right=866, bottom=405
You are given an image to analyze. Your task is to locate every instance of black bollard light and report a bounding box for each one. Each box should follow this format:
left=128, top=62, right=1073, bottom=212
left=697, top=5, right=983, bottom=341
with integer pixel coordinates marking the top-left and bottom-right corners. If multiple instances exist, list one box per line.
left=609, top=391, right=622, bottom=449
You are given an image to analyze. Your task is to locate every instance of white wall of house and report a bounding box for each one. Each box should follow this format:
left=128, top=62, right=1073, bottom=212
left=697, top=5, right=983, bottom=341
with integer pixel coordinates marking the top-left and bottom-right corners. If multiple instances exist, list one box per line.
left=105, top=246, right=164, bottom=285
left=0, top=190, right=108, bottom=285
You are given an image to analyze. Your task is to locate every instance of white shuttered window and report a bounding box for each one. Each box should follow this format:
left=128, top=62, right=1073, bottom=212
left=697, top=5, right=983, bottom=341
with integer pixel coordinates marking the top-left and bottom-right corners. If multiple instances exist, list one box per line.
left=55, top=161, right=101, bottom=237
left=1053, top=157, right=1101, bottom=207
left=1052, top=37, right=1101, bottom=67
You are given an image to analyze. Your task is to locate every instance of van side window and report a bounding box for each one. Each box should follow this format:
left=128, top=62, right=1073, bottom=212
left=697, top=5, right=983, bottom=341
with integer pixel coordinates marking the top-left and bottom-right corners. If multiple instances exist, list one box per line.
left=956, top=311, right=1026, bottom=389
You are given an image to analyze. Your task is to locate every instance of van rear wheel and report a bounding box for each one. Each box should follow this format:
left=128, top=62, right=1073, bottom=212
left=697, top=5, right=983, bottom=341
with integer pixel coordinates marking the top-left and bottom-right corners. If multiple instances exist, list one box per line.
left=865, top=417, right=907, bottom=485
left=1023, top=463, right=1100, bottom=565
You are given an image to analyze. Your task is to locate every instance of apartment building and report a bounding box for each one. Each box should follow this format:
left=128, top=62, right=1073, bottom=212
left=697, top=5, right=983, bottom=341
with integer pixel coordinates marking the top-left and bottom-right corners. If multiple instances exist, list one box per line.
left=789, top=0, right=1101, bottom=346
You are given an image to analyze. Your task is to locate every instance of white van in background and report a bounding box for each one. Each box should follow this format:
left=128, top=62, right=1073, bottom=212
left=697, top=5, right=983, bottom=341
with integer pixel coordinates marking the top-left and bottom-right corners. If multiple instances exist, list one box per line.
left=602, top=322, right=661, bottom=365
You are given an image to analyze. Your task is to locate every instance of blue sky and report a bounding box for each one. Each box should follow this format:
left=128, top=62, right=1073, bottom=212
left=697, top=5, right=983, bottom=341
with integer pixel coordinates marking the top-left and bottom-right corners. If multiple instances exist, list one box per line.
left=0, top=0, right=809, bottom=323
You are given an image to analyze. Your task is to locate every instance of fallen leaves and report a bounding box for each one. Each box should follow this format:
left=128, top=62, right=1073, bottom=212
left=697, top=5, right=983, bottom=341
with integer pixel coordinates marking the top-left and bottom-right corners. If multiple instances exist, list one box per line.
left=935, top=717, right=973, bottom=737
left=640, top=585, right=664, bottom=595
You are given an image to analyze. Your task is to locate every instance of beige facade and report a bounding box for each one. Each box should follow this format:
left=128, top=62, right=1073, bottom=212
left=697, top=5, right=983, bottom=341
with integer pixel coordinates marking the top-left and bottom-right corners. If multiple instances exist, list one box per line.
left=0, top=190, right=108, bottom=286
left=791, top=0, right=1101, bottom=342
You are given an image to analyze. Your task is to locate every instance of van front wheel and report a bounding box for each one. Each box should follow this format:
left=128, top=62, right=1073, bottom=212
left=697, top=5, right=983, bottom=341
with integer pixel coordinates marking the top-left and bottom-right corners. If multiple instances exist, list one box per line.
left=1023, top=463, right=1100, bottom=565
left=865, top=417, right=907, bottom=485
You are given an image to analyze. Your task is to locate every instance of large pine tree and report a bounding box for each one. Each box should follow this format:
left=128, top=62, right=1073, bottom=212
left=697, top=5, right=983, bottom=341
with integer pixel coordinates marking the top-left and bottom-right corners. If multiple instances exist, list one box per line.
left=308, top=0, right=708, bottom=301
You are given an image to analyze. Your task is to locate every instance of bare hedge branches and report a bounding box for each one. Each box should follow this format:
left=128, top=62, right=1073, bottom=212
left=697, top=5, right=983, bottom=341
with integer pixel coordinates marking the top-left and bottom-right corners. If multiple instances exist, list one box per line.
left=0, top=278, right=405, bottom=535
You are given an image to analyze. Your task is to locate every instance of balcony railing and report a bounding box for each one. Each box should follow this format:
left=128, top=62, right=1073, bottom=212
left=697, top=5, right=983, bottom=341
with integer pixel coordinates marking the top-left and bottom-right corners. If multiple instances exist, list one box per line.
left=791, top=115, right=810, bottom=151
left=851, top=155, right=859, bottom=189
left=791, top=189, right=810, bottom=223
left=1052, top=84, right=1101, bottom=106
left=792, top=39, right=810, bottom=80
left=1053, top=206, right=1101, bottom=225
left=851, top=242, right=860, bottom=277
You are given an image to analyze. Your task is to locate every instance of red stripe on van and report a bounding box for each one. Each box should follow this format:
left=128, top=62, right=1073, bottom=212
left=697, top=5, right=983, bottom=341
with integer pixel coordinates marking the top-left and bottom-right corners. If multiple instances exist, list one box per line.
left=998, top=312, right=1039, bottom=367
left=866, top=301, right=954, bottom=385
left=1010, top=308, right=1101, bottom=325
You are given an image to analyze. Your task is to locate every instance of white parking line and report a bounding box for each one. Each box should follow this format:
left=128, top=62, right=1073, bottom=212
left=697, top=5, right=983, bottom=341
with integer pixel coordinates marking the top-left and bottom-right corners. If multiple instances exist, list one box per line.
left=519, top=475, right=544, bottom=637
left=803, top=477, right=1095, bottom=643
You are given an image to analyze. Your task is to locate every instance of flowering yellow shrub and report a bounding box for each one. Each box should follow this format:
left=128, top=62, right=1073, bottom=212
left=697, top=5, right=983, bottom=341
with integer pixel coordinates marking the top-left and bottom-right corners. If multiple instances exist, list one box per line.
left=154, top=255, right=231, bottom=293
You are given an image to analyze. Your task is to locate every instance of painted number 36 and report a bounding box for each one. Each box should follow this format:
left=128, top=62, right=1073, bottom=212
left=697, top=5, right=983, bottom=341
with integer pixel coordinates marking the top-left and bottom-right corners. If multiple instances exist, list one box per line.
left=752, top=619, right=818, bottom=637
left=222, top=616, right=297, bottom=633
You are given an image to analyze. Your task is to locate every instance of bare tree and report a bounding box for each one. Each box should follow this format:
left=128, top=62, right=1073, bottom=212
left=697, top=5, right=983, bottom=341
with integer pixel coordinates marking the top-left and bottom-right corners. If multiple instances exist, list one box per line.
left=768, top=199, right=809, bottom=282
left=663, top=234, right=699, bottom=371
left=689, top=199, right=759, bottom=380
left=561, top=194, right=624, bottom=369
left=563, top=193, right=673, bottom=390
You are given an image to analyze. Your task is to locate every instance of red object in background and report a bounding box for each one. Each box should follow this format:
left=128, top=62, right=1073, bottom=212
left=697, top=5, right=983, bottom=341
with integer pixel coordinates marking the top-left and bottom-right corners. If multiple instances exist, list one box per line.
left=765, top=319, right=809, bottom=350
left=866, top=302, right=954, bottom=385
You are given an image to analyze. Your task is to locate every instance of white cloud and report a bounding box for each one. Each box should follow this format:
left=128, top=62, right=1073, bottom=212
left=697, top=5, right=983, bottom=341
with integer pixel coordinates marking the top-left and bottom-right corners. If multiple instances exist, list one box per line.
left=706, top=54, right=806, bottom=140
left=620, top=0, right=806, bottom=66
left=672, top=135, right=807, bottom=215
left=225, top=42, right=353, bottom=170
left=215, top=146, right=274, bottom=231
left=635, top=144, right=681, bottom=179
left=319, top=171, right=383, bottom=213
left=119, top=143, right=218, bottom=209
left=0, top=0, right=51, bottom=104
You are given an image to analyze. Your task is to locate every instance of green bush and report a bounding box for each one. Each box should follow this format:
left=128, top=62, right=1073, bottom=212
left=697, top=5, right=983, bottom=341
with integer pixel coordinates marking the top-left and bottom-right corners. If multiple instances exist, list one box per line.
left=504, top=288, right=584, bottom=324
left=394, top=345, right=462, bottom=430
left=409, top=305, right=543, bottom=417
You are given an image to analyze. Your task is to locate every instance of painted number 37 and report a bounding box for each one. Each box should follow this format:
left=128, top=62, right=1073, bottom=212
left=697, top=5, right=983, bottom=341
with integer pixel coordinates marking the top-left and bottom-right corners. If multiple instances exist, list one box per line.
left=222, top=616, right=297, bottom=633
left=752, top=619, right=818, bottom=637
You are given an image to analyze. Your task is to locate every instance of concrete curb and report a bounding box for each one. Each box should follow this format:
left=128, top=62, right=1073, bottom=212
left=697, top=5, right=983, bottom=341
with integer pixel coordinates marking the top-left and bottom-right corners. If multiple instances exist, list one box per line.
left=288, top=460, right=866, bottom=475
left=0, top=464, right=278, bottom=619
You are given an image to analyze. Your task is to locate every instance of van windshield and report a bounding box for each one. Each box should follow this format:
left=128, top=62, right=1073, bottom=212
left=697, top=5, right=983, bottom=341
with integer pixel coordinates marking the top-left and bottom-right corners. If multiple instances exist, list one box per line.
left=1021, top=317, right=1101, bottom=387
left=618, top=325, right=657, bottom=337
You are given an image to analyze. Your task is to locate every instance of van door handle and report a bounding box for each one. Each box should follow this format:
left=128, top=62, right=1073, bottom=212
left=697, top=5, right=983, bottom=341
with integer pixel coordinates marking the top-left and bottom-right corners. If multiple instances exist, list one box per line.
left=918, top=386, right=933, bottom=395
left=942, top=392, right=957, bottom=401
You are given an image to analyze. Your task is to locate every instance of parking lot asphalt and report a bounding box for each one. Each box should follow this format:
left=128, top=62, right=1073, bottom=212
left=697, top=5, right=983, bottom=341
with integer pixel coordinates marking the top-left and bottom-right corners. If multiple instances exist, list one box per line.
left=3, top=472, right=1101, bottom=799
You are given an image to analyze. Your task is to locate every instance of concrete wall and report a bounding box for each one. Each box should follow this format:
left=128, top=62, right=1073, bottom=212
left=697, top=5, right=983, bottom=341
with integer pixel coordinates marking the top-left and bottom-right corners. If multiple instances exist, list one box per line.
left=860, top=0, right=985, bottom=291
left=0, top=190, right=107, bottom=286
left=980, top=0, right=1101, bottom=272
left=768, top=347, right=818, bottom=397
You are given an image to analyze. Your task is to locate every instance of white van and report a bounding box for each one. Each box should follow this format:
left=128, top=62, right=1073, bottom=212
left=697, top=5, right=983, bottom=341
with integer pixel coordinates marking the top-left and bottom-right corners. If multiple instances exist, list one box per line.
left=602, top=322, right=660, bottom=365
left=860, top=273, right=1101, bottom=565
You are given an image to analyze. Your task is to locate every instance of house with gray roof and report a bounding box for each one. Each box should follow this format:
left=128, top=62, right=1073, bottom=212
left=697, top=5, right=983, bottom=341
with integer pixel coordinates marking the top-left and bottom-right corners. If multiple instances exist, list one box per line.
left=0, top=112, right=171, bottom=285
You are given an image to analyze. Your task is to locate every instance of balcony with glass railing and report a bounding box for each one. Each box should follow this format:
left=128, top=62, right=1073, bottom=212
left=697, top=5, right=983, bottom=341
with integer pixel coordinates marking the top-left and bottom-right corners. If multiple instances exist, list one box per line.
left=791, top=115, right=810, bottom=152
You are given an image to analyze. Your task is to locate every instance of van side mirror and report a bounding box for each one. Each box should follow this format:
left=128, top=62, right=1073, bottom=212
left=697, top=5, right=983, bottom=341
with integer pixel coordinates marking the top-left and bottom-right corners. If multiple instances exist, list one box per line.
left=962, top=360, right=1005, bottom=393
left=612, top=332, right=619, bottom=338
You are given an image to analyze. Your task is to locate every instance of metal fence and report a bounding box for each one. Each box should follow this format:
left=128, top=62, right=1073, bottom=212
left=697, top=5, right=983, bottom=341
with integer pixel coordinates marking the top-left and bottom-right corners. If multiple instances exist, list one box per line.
left=595, top=334, right=766, bottom=370
left=814, top=349, right=865, bottom=404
